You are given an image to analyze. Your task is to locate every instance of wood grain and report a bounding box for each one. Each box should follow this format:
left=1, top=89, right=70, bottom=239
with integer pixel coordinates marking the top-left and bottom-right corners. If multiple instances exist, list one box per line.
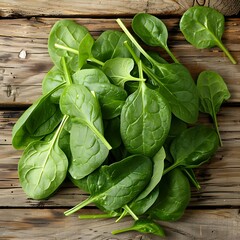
left=0, top=18, right=239, bottom=106
left=1, top=105, right=240, bottom=207
left=0, top=208, right=239, bottom=239
left=0, top=0, right=239, bottom=17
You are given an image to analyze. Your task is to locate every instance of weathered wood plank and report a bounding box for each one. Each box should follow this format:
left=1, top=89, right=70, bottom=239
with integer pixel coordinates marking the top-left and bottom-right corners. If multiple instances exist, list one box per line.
left=0, top=208, right=239, bottom=239
left=2, top=106, right=240, bottom=145
left=1, top=105, right=240, bottom=207
left=0, top=18, right=239, bottom=105
left=0, top=0, right=239, bottom=17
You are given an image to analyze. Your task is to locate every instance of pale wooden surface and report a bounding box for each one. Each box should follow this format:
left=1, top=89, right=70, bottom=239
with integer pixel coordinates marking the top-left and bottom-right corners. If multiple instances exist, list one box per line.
left=0, top=0, right=239, bottom=17
left=0, top=1, right=240, bottom=239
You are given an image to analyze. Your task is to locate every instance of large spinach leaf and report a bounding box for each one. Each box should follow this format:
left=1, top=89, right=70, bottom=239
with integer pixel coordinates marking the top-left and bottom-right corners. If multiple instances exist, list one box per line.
left=64, top=155, right=153, bottom=215
left=121, top=82, right=171, bottom=157
left=60, top=84, right=111, bottom=179
left=148, top=168, right=191, bottom=221
left=18, top=115, right=69, bottom=199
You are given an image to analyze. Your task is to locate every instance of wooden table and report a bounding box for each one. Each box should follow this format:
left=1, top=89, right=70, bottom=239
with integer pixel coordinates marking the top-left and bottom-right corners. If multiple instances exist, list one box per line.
left=0, top=1, right=240, bottom=239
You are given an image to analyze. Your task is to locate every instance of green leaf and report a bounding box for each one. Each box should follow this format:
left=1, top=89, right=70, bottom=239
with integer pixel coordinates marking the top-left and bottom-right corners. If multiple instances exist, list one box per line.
left=143, top=63, right=199, bottom=124
left=78, top=33, right=95, bottom=69
left=73, top=69, right=128, bottom=119
left=166, top=125, right=219, bottom=173
left=60, top=84, right=111, bottom=179
left=197, top=70, right=230, bottom=146
left=92, top=30, right=136, bottom=62
left=48, top=20, right=88, bottom=71
left=137, top=147, right=165, bottom=200
left=132, top=13, right=178, bottom=63
left=180, top=6, right=236, bottom=64
left=12, top=84, right=64, bottom=149
left=112, top=218, right=165, bottom=237
left=42, top=66, right=65, bottom=103
left=103, top=57, right=145, bottom=88
left=121, top=82, right=171, bottom=157
left=18, top=116, right=69, bottom=199
left=64, top=155, right=153, bottom=215
left=148, top=168, right=191, bottom=221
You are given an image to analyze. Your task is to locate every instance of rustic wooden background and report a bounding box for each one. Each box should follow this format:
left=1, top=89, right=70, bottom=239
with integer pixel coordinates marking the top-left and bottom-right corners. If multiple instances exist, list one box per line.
left=0, top=0, right=240, bottom=239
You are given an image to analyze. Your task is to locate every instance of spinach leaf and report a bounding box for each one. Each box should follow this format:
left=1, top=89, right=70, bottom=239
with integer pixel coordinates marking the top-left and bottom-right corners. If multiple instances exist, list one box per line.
left=197, top=70, right=230, bottom=146
left=180, top=6, right=237, bottom=64
left=112, top=218, right=165, bottom=237
left=64, top=155, right=153, bottom=215
left=183, top=168, right=201, bottom=190
left=68, top=174, right=89, bottom=193
left=73, top=68, right=128, bottom=119
left=132, top=13, right=178, bottom=63
left=103, top=58, right=145, bottom=88
left=115, top=21, right=199, bottom=123
left=18, top=115, right=69, bottom=199
left=92, top=30, right=136, bottom=62
left=148, top=168, right=191, bottom=221
left=48, top=20, right=88, bottom=71
left=12, top=84, right=64, bottom=149
left=42, top=66, right=65, bottom=103
left=78, top=33, right=95, bottom=69
left=164, top=125, right=219, bottom=174
left=143, top=63, right=199, bottom=124
left=137, top=147, right=165, bottom=200
left=72, top=68, right=109, bottom=84
left=121, top=82, right=171, bottom=157
left=104, top=118, right=122, bottom=149
left=60, top=84, right=111, bottom=179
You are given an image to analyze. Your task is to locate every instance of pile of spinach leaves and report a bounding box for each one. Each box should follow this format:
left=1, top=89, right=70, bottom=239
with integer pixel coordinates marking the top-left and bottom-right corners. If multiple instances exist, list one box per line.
left=12, top=6, right=233, bottom=238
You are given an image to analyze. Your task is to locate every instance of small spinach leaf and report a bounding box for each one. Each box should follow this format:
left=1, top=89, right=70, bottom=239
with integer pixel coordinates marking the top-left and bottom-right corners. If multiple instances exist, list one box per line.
left=164, top=125, right=219, bottom=174
left=112, top=218, right=165, bottom=237
left=180, top=6, right=236, bottom=64
left=197, top=70, right=230, bottom=146
left=132, top=13, right=178, bottom=63
left=48, top=20, right=88, bottom=71
left=92, top=30, right=137, bottom=62
left=103, top=58, right=145, bottom=88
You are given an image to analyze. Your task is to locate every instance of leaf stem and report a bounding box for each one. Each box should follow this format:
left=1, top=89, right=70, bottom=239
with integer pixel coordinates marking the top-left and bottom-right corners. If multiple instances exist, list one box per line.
left=215, top=39, right=237, bottom=65
left=163, top=162, right=180, bottom=175
left=112, top=226, right=133, bottom=235
left=61, top=57, right=72, bottom=85
left=55, top=43, right=79, bottom=55
left=89, top=57, right=104, bottom=66
left=87, top=123, right=112, bottom=150
left=212, top=112, right=223, bottom=147
left=123, top=204, right=139, bottom=221
left=79, top=213, right=115, bottom=219
left=64, top=196, right=94, bottom=216
left=117, top=19, right=157, bottom=66
left=165, top=46, right=179, bottom=63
